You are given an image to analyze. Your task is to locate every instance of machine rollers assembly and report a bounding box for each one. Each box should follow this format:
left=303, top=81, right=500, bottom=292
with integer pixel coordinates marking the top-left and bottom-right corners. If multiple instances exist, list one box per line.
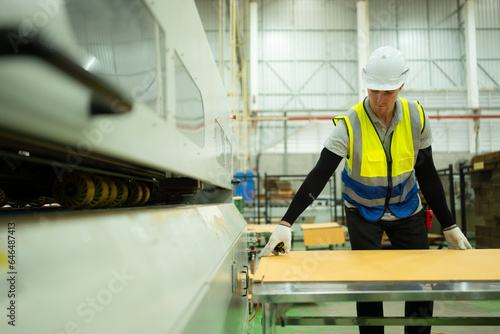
left=52, top=172, right=151, bottom=209
left=1, top=172, right=151, bottom=210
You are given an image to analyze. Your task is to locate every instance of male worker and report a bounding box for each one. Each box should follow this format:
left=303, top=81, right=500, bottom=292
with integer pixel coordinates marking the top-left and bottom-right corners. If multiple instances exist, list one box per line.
left=259, top=46, right=472, bottom=334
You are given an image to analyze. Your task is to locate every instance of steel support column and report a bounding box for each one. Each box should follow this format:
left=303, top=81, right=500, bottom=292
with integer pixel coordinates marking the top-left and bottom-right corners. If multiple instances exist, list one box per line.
left=464, top=0, right=480, bottom=154
left=356, top=0, right=370, bottom=101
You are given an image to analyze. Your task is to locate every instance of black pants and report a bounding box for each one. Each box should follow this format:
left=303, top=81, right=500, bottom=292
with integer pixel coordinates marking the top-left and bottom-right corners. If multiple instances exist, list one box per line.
left=346, top=207, right=433, bottom=334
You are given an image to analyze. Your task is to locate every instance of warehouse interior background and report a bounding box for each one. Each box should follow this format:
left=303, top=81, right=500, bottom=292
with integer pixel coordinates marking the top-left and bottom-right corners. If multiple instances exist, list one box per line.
left=194, top=0, right=500, bottom=240
left=2, top=1, right=500, bottom=333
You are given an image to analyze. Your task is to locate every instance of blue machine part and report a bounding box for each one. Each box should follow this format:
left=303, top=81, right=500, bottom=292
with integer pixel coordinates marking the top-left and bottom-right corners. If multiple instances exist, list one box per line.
left=234, top=172, right=255, bottom=203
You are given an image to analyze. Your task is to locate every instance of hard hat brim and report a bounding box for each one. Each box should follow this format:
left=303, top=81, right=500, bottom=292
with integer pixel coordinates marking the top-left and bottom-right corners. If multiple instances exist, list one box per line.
left=361, top=69, right=409, bottom=91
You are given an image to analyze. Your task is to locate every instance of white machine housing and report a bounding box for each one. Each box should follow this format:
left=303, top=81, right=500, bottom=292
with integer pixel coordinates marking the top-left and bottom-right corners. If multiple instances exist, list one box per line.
left=0, top=0, right=233, bottom=194
left=0, top=1, right=249, bottom=333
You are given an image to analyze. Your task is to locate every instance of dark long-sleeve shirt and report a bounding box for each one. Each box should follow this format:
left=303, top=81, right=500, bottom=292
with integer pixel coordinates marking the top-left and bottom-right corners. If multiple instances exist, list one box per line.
left=282, top=146, right=455, bottom=229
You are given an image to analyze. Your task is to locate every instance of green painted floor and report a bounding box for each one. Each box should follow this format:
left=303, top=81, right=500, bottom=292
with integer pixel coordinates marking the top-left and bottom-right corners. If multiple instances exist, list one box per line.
left=248, top=300, right=500, bottom=333
left=248, top=240, right=500, bottom=334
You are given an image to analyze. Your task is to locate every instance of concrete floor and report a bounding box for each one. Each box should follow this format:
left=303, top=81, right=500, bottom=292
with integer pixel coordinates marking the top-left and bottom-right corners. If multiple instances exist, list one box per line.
left=249, top=239, right=500, bottom=334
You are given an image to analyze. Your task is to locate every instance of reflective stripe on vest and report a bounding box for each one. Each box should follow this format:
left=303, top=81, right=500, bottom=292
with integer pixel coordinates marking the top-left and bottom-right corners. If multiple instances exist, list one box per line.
left=333, top=97, right=424, bottom=221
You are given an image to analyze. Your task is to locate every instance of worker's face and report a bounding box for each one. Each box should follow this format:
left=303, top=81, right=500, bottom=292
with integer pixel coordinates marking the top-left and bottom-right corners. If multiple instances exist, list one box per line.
left=367, top=84, right=404, bottom=114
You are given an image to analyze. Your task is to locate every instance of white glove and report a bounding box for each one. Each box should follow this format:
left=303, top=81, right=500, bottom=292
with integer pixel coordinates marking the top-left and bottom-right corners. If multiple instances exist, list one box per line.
left=443, top=226, right=472, bottom=250
left=259, top=224, right=291, bottom=257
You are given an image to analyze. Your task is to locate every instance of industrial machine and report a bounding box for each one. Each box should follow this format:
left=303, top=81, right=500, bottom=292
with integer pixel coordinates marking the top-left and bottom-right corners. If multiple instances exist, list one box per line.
left=0, top=0, right=249, bottom=333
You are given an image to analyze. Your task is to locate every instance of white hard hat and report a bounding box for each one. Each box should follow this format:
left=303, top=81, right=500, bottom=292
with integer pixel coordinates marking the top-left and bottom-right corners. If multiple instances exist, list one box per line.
left=361, top=46, right=409, bottom=90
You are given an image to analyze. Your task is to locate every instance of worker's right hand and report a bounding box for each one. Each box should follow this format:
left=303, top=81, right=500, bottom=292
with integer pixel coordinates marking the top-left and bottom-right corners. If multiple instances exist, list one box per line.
left=259, top=223, right=291, bottom=257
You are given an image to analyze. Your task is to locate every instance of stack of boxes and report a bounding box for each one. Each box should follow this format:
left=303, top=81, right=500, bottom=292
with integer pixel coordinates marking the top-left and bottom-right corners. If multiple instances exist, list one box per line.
left=274, top=180, right=296, bottom=200
left=471, top=151, right=500, bottom=248
left=263, top=178, right=296, bottom=201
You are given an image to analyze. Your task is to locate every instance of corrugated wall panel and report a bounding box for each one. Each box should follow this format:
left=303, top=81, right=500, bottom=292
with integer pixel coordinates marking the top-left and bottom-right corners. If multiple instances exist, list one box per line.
left=370, top=30, right=399, bottom=53
left=449, top=119, right=470, bottom=152
left=479, top=91, right=500, bottom=108
left=324, top=0, right=357, bottom=29
left=476, top=30, right=500, bottom=59
left=329, top=31, right=361, bottom=60
left=476, top=0, right=500, bottom=28
left=299, top=62, right=328, bottom=93
left=288, top=121, right=335, bottom=153
left=477, top=60, right=500, bottom=89
left=262, top=116, right=476, bottom=154
left=370, top=0, right=465, bottom=90
left=430, top=119, right=470, bottom=153
left=261, top=31, right=295, bottom=60
left=295, top=31, right=327, bottom=60
left=368, top=0, right=398, bottom=29
left=441, top=90, right=469, bottom=108
left=260, top=121, right=306, bottom=153
left=261, top=0, right=294, bottom=30
left=397, top=0, right=429, bottom=29
left=426, top=120, right=448, bottom=152
left=263, top=121, right=334, bottom=154
left=478, top=119, right=500, bottom=153
left=330, top=94, right=359, bottom=110
left=259, top=0, right=358, bottom=114
left=475, top=0, right=500, bottom=90
left=400, top=90, right=467, bottom=108
left=261, top=61, right=301, bottom=93
left=429, top=0, right=460, bottom=29
left=397, top=30, right=430, bottom=60
left=294, top=0, right=327, bottom=29
left=298, top=95, right=329, bottom=110
left=479, top=120, right=492, bottom=152
left=325, top=61, right=358, bottom=95
left=429, top=30, right=463, bottom=60
left=401, top=91, right=468, bottom=109
left=404, top=60, right=432, bottom=89
left=195, top=0, right=500, bottom=157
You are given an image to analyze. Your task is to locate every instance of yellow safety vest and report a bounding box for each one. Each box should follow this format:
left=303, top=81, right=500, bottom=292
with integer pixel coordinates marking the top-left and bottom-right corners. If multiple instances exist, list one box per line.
left=333, top=97, right=425, bottom=221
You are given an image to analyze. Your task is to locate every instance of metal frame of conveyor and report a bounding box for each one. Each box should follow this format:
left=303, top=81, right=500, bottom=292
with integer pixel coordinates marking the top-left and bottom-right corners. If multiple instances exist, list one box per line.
left=254, top=281, right=500, bottom=333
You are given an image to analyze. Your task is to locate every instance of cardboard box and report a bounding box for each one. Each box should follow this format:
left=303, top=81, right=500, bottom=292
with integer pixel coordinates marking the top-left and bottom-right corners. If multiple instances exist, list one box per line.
left=471, top=151, right=500, bottom=170
left=484, top=217, right=500, bottom=227
left=301, top=216, right=315, bottom=224
left=276, top=180, right=292, bottom=191
left=476, top=225, right=500, bottom=248
left=269, top=190, right=295, bottom=201
left=302, top=223, right=345, bottom=246
left=265, top=177, right=278, bottom=191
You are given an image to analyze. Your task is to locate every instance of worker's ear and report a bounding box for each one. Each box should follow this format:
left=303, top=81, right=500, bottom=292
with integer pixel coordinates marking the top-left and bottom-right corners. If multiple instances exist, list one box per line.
left=399, top=83, right=405, bottom=91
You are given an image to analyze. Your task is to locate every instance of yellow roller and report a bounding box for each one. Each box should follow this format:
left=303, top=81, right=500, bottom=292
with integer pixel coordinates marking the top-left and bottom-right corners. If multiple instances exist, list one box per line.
left=86, top=176, right=110, bottom=208
left=101, top=178, right=118, bottom=207
left=53, top=172, right=95, bottom=209
left=108, top=179, right=128, bottom=207
left=0, top=189, right=8, bottom=207
left=123, top=181, right=143, bottom=206
left=138, top=182, right=151, bottom=205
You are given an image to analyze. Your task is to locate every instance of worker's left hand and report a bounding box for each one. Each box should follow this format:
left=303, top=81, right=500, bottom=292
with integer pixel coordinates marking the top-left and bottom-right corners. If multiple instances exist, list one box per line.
left=259, top=224, right=291, bottom=257
left=443, top=225, right=472, bottom=250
